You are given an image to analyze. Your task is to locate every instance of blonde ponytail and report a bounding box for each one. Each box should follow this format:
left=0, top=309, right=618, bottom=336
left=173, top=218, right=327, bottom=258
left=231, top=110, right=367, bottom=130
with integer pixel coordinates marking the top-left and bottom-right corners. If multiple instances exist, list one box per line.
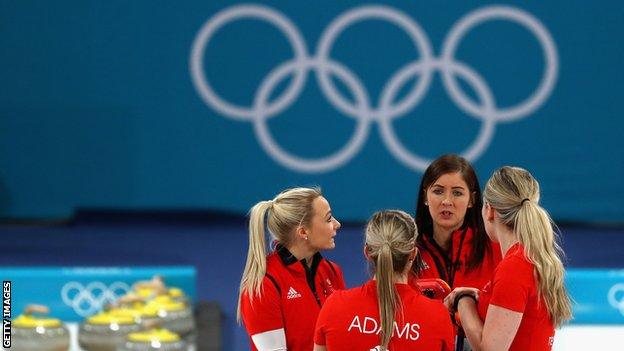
left=237, top=200, right=272, bottom=321
left=515, top=201, right=572, bottom=327
left=484, top=167, right=572, bottom=327
left=376, top=243, right=397, bottom=350
left=365, top=210, right=417, bottom=350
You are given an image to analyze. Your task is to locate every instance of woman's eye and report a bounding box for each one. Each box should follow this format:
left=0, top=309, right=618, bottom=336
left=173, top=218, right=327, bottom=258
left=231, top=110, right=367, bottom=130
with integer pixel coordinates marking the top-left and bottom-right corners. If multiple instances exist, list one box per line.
left=433, top=189, right=443, bottom=195
left=453, top=191, right=464, bottom=196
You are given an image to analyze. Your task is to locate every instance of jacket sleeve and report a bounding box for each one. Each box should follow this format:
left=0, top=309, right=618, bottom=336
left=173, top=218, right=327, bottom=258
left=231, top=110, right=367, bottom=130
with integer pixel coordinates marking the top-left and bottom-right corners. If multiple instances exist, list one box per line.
left=241, top=276, right=284, bottom=337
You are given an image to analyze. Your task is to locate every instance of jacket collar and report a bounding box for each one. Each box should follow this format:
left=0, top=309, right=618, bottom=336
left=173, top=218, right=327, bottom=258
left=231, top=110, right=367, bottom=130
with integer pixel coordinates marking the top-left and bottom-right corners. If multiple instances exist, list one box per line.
left=276, top=243, right=323, bottom=267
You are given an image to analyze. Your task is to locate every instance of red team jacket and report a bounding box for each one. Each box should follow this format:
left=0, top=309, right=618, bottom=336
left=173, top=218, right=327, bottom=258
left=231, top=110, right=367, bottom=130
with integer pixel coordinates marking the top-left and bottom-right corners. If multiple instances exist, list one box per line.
left=314, top=280, right=454, bottom=350
left=411, top=227, right=502, bottom=290
left=478, top=243, right=555, bottom=351
left=240, top=245, right=346, bottom=351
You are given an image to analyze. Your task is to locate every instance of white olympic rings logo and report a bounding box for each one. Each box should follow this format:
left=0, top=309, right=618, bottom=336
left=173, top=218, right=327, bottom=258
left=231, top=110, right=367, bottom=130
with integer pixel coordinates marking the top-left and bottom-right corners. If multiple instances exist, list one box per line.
left=190, top=4, right=558, bottom=172
left=608, top=283, right=624, bottom=316
left=61, top=281, right=130, bottom=317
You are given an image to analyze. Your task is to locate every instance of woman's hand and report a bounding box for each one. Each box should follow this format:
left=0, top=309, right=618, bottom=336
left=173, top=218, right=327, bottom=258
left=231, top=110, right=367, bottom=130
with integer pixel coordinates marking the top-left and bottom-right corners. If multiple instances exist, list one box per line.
left=443, top=287, right=480, bottom=312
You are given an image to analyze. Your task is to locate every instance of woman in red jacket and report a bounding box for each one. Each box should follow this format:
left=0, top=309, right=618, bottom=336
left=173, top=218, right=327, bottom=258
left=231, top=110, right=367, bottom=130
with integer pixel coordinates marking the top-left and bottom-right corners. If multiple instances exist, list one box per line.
left=314, top=210, right=454, bottom=351
left=237, top=187, right=345, bottom=351
left=411, top=154, right=501, bottom=291
left=445, top=166, right=572, bottom=351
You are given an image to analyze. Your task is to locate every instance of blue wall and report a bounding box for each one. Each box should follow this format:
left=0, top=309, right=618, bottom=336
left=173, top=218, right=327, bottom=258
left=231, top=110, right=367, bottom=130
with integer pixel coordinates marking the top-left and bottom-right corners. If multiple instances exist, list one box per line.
left=1, top=1, right=623, bottom=222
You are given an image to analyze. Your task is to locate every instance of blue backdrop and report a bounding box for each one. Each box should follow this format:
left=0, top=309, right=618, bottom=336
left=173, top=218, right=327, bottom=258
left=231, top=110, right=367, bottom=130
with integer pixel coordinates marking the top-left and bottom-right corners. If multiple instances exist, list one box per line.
left=1, top=0, right=623, bottom=222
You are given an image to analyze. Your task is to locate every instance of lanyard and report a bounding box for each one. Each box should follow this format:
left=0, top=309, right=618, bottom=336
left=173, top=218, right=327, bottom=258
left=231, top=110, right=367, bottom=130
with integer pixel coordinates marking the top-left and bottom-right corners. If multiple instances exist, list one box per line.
left=425, top=228, right=467, bottom=287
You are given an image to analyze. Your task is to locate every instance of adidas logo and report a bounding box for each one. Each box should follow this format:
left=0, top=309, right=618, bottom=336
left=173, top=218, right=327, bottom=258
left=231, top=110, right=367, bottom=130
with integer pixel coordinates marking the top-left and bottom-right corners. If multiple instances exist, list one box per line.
left=286, top=287, right=302, bottom=299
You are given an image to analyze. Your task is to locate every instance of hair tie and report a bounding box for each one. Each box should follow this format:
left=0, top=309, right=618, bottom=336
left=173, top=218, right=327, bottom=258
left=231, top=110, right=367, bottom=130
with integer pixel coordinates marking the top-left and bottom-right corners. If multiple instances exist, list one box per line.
left=521, top=198, right=531, bottom=206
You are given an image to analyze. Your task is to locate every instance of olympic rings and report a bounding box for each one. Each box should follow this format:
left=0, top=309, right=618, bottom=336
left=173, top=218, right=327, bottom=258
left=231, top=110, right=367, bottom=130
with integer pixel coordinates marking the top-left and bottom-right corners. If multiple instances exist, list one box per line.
left=190, top=4, right=558, bottom=172
left=61, top=281, right=130, bottom=317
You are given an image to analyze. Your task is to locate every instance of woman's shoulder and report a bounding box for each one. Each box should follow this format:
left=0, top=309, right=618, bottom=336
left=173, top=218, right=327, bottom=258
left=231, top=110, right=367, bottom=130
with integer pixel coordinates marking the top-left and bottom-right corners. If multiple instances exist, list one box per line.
left=265, top=252, right=285, bottom=271
left=495, top=245, right=535, bottom=283
left=498, top=253, right=532, bottom=273
left=501, top=244, right=532, bottom=266
left=263, top=252, right=296, bottom=286
left=324, top=283, right=369, bottom=306
left=402, top=291, right=450, bottom=320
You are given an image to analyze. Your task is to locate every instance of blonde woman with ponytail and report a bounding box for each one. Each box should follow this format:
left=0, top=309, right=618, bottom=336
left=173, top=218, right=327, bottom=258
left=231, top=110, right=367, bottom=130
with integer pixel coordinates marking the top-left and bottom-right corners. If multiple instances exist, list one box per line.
left=314, top=210, right=454, bottom=351
left=443, top=167, right=572, bottom=351
left=238, top=187, right=345, bottom=351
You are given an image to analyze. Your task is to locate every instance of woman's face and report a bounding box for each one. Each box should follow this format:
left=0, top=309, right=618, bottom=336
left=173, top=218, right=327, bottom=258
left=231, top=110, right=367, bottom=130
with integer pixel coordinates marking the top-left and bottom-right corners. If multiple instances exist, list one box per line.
left=305, top=196, right=341, bottom=251
left=425, top=172, right=473, bottom=234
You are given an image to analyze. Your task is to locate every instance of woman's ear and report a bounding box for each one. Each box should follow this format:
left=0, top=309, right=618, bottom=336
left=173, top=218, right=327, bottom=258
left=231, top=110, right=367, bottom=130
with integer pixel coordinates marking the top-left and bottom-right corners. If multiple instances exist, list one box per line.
left=363, top=245, right=371, bottom=260
left=296, top=225, right=309, bottom=241
left=484, top=203, right=495, bottom=222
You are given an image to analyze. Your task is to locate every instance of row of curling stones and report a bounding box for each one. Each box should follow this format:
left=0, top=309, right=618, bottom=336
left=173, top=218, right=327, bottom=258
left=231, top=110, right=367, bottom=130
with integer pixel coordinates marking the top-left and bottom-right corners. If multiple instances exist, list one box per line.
left=10, top=304, right=188, bottom=351
left=80, top=276, right=195, bottom=351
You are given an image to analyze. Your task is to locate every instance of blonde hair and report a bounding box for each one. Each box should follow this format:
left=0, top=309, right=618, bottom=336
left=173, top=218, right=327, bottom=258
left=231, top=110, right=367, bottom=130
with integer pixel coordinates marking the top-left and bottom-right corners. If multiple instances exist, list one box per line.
left=365, top=210, right=417, bottom=350
left=237, top=187, right=322, bottom=322
left=483, top=166, right=572, bottom=327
